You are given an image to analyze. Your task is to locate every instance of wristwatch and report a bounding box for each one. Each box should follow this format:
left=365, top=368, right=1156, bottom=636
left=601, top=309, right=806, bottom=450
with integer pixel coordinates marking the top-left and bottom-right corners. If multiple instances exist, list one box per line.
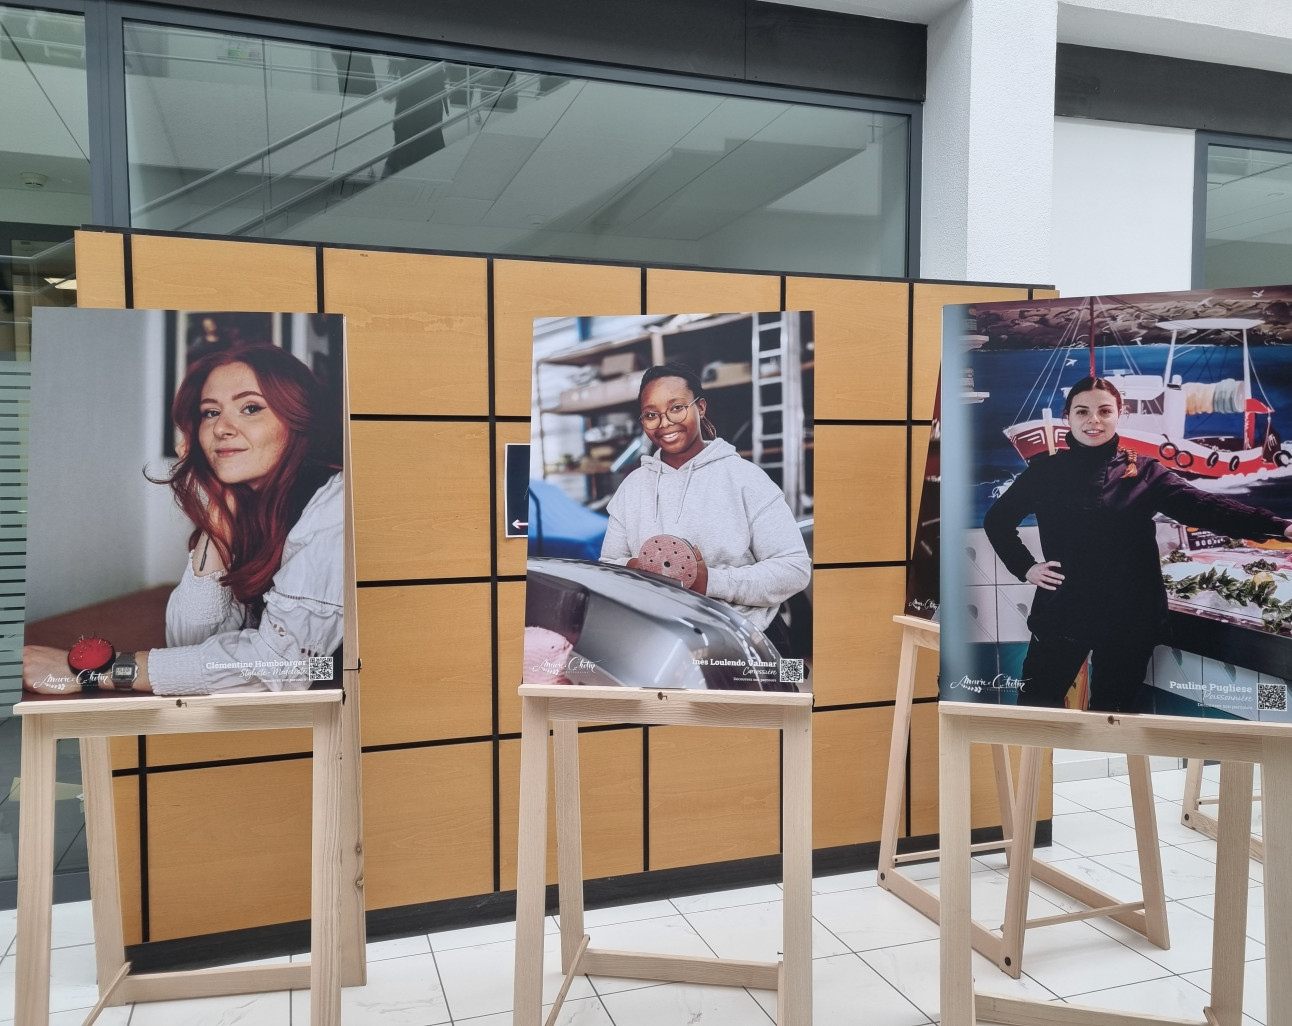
left=68, top=637, right=114, bottom=691
left=110, top=652, right=139, bottom=688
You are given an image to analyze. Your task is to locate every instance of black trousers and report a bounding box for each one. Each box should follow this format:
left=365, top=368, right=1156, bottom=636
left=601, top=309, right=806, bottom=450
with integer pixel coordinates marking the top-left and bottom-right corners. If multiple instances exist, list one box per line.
left=1018, top=630, right=1156, bottom=713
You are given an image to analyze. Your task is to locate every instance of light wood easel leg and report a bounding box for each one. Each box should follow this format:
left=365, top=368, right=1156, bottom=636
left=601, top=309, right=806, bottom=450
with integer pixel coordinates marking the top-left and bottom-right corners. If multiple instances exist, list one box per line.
left=1128, top=754, right=1169, bottom=948
left=339, top=670, right=366, bottom=987
left=15, top=716, right=57, bottom=1026
left=998, top=747, right=1043, bottom=979
left=309, top=702, right=344, bottom=1026
left=878, top=628, right=919, bottom=887
left=1261, top=740, right=1292, bottom=1026
left=780, top=703, right=813, bottom=1026
left=513, top=696, right=551, bottom=1026
left=1207, top=761, right=1253, bottom=1026
left=1182, top=757, right=1205, bottom=831
left=81, top=737, right=130, bottom=1005
left=553, top=720, right=585, bottom=974
left=940, top=710, right=975, bottom=1026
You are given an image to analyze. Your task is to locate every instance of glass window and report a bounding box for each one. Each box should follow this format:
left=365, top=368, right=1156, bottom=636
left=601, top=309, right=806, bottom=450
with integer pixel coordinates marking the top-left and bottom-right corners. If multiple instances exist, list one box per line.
left=0, top=4, right=90, bottom=894
left=124, top=22, right=909, bottom=276
left=1204, top=142, right=1292, bottom=289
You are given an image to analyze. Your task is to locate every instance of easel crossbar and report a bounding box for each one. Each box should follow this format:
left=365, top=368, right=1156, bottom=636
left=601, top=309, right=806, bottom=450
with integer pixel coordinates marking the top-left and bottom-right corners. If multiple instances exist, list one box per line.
left=579, top=949, right=781, bottom=989
left=1024, top=901, right=1145, bottom=930
left=890, top=839, right=1010, bottom=864
left=976, top=992, right=1208, bottom=1026
left=115, top=962, right=312, bottom=1004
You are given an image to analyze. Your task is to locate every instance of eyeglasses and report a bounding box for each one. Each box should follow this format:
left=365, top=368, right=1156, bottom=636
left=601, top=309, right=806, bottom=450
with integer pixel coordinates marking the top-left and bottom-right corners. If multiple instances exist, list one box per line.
left=639, top=396, right=700, bottom=427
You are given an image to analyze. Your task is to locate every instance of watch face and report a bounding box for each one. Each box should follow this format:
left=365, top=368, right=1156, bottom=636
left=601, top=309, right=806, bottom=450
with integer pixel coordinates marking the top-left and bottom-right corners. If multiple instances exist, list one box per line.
left=111, top=659, right=136, bottom=683
left=69, top=637, right=114, bottom=673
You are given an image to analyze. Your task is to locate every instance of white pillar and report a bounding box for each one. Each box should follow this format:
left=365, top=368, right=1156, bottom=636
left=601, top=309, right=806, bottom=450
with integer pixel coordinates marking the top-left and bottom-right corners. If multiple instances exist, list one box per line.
left=921, top=0, right=1058, bottom=284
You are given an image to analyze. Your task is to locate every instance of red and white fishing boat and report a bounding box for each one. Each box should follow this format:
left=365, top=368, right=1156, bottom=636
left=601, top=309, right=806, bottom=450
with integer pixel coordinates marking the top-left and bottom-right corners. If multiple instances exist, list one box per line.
left=1003, top=313, right=1288, bottom=480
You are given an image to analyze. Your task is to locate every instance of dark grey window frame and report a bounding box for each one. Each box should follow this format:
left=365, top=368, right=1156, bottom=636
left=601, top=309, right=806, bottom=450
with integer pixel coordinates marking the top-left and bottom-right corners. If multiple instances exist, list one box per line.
left=1193, top=129, right=1292, bottom=289
left=7, top=0, right=923, bottom=277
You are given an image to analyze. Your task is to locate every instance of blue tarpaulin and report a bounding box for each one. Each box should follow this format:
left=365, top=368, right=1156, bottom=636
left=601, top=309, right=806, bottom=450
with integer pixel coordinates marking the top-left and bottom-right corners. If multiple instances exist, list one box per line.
left=527, top=477, right=609, bottom=560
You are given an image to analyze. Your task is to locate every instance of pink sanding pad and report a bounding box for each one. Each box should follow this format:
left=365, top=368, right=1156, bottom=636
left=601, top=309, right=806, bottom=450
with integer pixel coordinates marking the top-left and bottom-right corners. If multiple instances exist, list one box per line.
left=636, top=534, right=700, bottom=587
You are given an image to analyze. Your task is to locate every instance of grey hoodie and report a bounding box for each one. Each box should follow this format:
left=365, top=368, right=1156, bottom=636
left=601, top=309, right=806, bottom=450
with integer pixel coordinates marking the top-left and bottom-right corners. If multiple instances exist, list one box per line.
left=600, top=438, right=810, bottom=629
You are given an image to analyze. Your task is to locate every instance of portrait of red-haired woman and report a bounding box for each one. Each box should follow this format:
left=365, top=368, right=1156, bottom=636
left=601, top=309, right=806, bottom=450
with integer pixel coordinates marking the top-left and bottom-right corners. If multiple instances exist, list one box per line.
left=23, top=341, right=344, bottom=696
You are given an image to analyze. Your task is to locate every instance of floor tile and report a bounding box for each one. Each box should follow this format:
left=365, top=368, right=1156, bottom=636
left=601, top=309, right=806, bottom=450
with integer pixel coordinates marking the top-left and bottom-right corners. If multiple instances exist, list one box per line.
left=1052, top=776, right=1134, bottom=811
left=599, top=981, right=774, bottom=1026
left=290, top=951, right=449, bottom=1025
left=861, top=936, right=1055, bottom=1020
left=567, top=899, right=676, bottom=929
left=683, top=898, right=849, bottom=961
left=1183, top=958, right=1267, bottom=1025
left=455, top=995, right=614, bottom=1026
left=750, top=951, right=931, bottom=1025
left=1011, top=920, right=1180, bottom=997
left=1150, top=768, right=1189, bottom=802
left=0, top=944, right=101, bottom=1015
left=583, top=914, right=716, bottom=995
left=1049, top=794, right=1086, bottom=815
left=1049, top=811, right=1143, bottom=857
left=0, top=910, right=13, bottom=959
left=364, top=934, right=432, bottom=962
left=433, top=930, right=595, bottom=1019
left=1059, top=973, right=1213, bottom=1017
left=811, top=883, right=940, bottom=952
left=0, top=1007, right=132, bottom=1026
left=1029, top=856, right=1144, bottom=913
left=429, top=917, right=554, bottom=953
left=1088, top=896, right=1263, bottom=975
left=1091, top=845, right=1218, bottom=901
left=669, top=883, right=782, bottom=914
left=1179, top=884, right=1265, bottom=944
left=921, top=868, right=1069, bottom=929
left=1101, top=800, right=1208, bottom=847
left=812, top=869, right=877, bottom=893
left=129, top=990, right=292, bottom=1026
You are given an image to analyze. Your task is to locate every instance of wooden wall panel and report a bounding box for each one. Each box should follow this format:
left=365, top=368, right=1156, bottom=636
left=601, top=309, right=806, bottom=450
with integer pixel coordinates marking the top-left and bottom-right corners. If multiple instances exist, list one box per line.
left=351, top=420, right=491, bottom=580
left=813, top=566, right=907, bottom=706
left=498, top=728, right=644, bottom=889
left=110, top=737, right=136, bottom=770
left=494, top=261, right=641, bottom=417
left=358, top=584, right=493, bottom=746
left=323, top=250, right=488, bottom=417
left=495, top=420, right=532, bottom=579
left=129, top=236, right=318, bottom=312
left=814, top=424, right=907, bottom=563
left=497, top=580, right=526, bottom=735
left=147, top=728, right=310, bottom=767
left=1033, top=289, right=1060, bottom=300
left=645, top=269, right=780, bottom=314
left=909, top=422, right=931, bottom=555
left=648, top=726, right=780, bottom=870
left=786, top=277, right=909, bottom=420
left=113, top=776, right=143, bottom=947
left=911, top=284, right=1028, bottom=420
left=146, top=760, right=313, bottom=940
left=363, top=744, right=495, bottom=909
left=73, top=231, right=126, bottom=309
left=812, top=707, right=895, bottom=849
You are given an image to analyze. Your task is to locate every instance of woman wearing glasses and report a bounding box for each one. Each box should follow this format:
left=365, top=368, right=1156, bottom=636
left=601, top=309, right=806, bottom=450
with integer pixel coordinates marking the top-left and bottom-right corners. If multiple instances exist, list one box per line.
left=599, top=362, right=811, bottom=652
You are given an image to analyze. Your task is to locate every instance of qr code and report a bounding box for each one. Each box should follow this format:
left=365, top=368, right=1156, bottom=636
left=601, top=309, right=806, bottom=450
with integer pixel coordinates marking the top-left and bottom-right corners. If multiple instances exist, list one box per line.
left=308, top=656, right=335, bottom=682
left=779, top=659, right=805, bottom=684
left=1258, top=682, right=1288, bottom=712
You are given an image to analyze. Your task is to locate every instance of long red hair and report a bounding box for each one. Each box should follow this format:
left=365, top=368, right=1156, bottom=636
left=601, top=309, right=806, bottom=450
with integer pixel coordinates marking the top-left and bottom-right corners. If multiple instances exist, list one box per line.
left=166, top=344, right=341, bottom=615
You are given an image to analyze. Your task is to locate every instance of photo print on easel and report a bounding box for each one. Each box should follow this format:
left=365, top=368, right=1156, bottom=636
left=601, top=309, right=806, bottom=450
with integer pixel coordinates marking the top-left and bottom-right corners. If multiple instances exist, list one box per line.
left=524, top=312, right=813, bottom=692
left=23, top=308, right=347, bottom=698
left=940, top=286, right=1292, bottom=719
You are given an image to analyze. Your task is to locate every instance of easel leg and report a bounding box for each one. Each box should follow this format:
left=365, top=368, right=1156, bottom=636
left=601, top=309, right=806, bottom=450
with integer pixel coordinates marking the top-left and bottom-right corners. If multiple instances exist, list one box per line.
left=1261, top=740, right=1292, bottom=1026
left=553, top=720, right=585, bottom=974
left=998, top=747, right=1042, bottom=979
left=1128, top=754, right=1170, bottom=948
left=1207, top=761, right=1253, bottom=1026
left=992, top=744, right=1017, bottom=858
left=1182, top=757, right=1205, bottom=831
left=940, top=710, right=975, bottom=1026
left=878, top=630, right=919, bottom=887
left=780, top=705, right=813, bottom=1026
left=81, top=737, right=129, bottom=1003
left=513, top=697, right=551, bottom=1026
left=310, top=703, right=344, bottom=1026
left=339, top=670, right=367, bottom=988
left=15, top=716, right=57, bottom=1026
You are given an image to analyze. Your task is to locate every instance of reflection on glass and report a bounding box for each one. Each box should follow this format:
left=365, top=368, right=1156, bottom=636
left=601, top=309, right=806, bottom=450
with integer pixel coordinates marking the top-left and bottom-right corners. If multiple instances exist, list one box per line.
left=125, top=23, right=909, bottom=276
left=0, top=5, right=91, bottom=891
left=1206, top=144, right=1292, bottom=289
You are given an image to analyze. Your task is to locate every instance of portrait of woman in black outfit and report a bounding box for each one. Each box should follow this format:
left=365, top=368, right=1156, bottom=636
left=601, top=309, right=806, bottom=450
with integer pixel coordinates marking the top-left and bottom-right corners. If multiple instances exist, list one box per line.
left=984, top=376, right=1292, bottom=713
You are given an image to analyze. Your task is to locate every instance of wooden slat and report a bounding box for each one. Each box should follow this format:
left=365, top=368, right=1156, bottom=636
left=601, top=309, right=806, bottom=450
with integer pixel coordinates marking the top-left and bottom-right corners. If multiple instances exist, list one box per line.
left=358, top=583, right=492, bottom=746
left=645, top=269, right=780, bottom=314
left=911, top=284, right=1028, bottom=419
left=351, top=420, right=491, bottom=580
left=498, top=728, right=644, bottom=889
left=813, top=566, right=907, bottom=705
left=73, top=231, right=126, bottom=309
left=579, top=949, right=779, bottom=989
left=815, top=424, right=907, bottom=563
left=785, top=277, right=909, bottom=420
left=322, top=249, right=488, bottom=416
left=130, top=236, right=318, bottom=311
left=118, top=963, right=309, bottom=1004
left=493, top=261, right=641, bottom=417
left=648, top=726, right=779, bottom=870
left=496, top=420, right=532, bottom=578
left=812, top=707, right=895, bottom=849
left=362, top=744, right=494, bottom=909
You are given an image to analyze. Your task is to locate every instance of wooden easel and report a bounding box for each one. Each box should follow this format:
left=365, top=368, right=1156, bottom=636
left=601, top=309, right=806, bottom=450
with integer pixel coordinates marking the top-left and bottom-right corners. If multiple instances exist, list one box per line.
left=940, top=705, right=1280, bottom=1026
left=512, top=684, right=814, bottom=1026
left=1182, top=756, right=1265, bottom=861
left=14, top=689, right=362, bottom=1026
left=877, top=615, right=1169, bottom=978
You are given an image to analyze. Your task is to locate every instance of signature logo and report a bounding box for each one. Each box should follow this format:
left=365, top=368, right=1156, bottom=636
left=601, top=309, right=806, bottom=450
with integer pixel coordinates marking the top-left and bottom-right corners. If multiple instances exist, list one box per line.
left=538, top=655, right=597, bottom=675
left=950, top=674, right=1025, bottom=694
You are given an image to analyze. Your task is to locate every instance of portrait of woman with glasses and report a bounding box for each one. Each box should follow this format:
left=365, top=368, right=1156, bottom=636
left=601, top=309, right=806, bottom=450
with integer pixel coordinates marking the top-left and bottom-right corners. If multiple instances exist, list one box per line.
left=598, top=362, right=811, bottom=655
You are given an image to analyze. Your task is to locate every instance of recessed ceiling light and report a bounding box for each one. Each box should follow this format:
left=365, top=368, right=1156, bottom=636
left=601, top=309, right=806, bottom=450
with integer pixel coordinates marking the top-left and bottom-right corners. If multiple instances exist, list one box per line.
left=21, top=172, right=48, bottom=189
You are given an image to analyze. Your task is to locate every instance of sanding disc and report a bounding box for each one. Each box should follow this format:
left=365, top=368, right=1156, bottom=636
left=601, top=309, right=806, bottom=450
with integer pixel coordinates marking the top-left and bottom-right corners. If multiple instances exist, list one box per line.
left=636, top=534, right=700, bottom=587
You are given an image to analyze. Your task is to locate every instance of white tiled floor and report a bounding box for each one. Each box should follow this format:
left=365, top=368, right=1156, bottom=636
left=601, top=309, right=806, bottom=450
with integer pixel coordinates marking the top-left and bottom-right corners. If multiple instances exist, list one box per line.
left=0, top=762, right=1269, bottom=1025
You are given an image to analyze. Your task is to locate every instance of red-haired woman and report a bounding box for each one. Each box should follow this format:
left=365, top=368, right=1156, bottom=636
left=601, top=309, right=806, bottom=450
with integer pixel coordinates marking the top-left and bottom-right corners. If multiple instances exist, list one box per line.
left=22, top=344, right=343, bottom=695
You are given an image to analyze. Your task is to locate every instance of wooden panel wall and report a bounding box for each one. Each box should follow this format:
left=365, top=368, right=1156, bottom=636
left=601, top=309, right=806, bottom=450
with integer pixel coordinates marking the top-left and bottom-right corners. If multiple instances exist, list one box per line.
left=72, top=229, right=1052, bottom=944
